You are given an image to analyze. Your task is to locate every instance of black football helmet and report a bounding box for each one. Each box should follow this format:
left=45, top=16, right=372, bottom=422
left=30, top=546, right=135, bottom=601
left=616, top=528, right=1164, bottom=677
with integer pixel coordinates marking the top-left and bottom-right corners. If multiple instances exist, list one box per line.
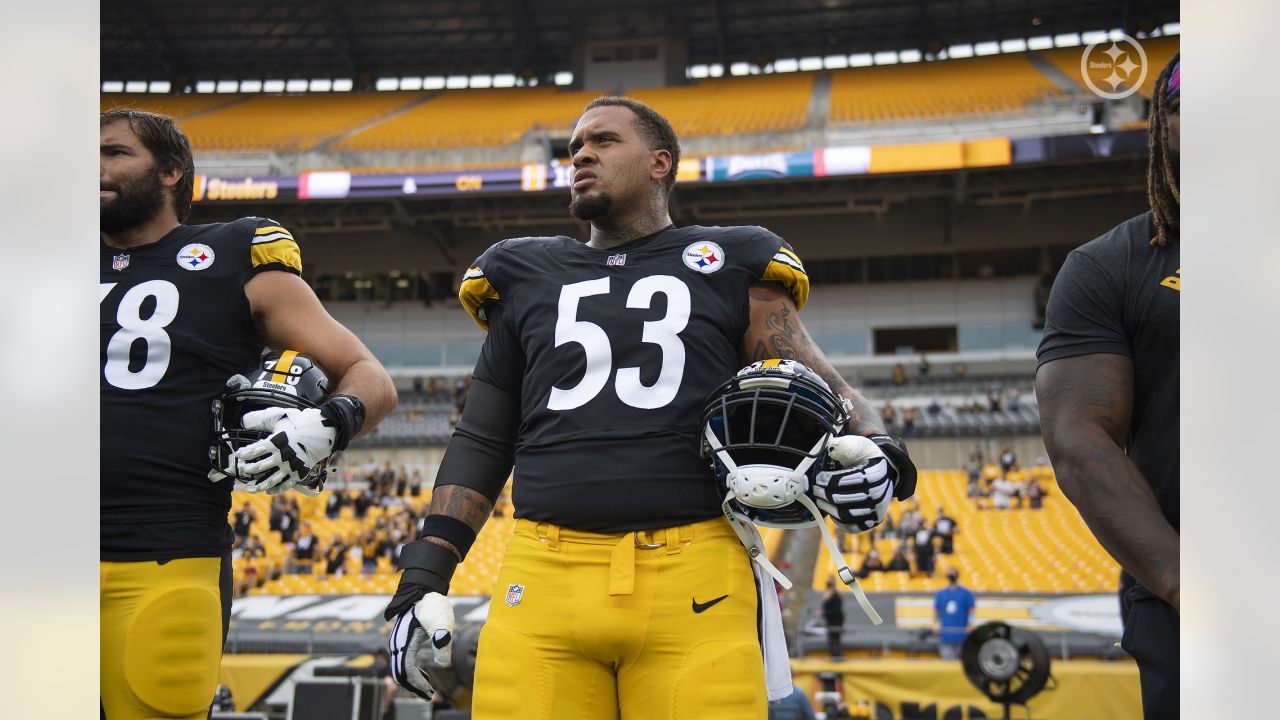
left=701, top=359, right=849, bottom=528
left=210, top=349, right=333, bottom=491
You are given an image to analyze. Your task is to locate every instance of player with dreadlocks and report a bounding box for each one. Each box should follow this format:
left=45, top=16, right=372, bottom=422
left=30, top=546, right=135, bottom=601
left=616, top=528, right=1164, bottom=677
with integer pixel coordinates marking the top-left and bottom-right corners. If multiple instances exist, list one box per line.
left=1034, top=52, right=1180, bottom=719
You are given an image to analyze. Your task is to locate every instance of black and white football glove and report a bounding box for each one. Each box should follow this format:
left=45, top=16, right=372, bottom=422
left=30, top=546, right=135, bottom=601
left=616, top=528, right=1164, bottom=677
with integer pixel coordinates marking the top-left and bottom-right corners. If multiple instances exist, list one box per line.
left=813, top=434, right=916, bottom=532
left=387, top=593, right=455, bottom=702
left=234, top=407, right=337, bottom=495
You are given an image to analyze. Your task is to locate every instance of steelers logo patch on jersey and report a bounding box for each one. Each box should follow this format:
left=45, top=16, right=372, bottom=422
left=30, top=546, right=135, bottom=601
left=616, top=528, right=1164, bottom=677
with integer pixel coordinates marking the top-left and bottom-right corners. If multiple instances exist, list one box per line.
left=682, top=242, right=725, bottom=274
left=176, top=243, right=216, bottom=271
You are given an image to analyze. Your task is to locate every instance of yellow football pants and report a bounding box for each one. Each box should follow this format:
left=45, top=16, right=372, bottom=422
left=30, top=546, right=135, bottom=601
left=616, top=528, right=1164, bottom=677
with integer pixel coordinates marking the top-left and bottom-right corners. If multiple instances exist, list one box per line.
left=100, top=555, right=229, bottom=719
left=472, top=517, right=767, bottom=720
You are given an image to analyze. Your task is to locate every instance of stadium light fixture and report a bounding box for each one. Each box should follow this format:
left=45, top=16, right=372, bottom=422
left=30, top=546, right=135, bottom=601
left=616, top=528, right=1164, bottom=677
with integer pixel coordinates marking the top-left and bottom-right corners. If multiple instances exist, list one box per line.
left=798, top=57, right=823, bottom=71
left=196, top=81, right=216, bottom=93
left=1163, top=22, right=1181, bottom=35
left=125, top=80, right=148, bottom=93
left=216, top=80, right=239, bottom=93
left=492, top=74, right=516, bottom=88
left=1000, top=39, right=1028, bottom=53
left=309, top=79, right=333, bottom=92
left=446, top=75, right=468, bottom=89
left=375, top=78, right=399, bottom=91
left=773, top=58, right=799, bottom=73
left=264, top=79, right=286, bottom=93
left=872, top=51, right=898, bottom=65
left=470, top=75, right=494, bottom=88
left=898, top=49, right=922, bottom=63
left=947, top=44, right=975, bottom=58
left=399, top=77, right=424, bottom=91
left=1026, top=36, right=1054, bottom=51
left=148, top=81, right=171, bottom=93
left=102, top=81, right=124, bottom=93
left=240, top=80, right=263, bottom=93
left=285, top=79, right=308, bottom=92
left=333, top=79, right=353, bottom=92
left=1107, top=28, right=1127, bottom=41
left=424, top=77, right=446, bottom=90
left=687, top=64, right=709, bottom=78
left=974, top=41, right=1000, bottom=56
left=848, top=53, right=872, bottom=68
left=554, top=72, right=573, bottom=86
left=822, top=55, right=848, bottom=69
left=1080, top=30, right=1109, bottom=45
left=729, top=62, right=751, bottom=76
left=1053, top=33, right=1081, bottom=47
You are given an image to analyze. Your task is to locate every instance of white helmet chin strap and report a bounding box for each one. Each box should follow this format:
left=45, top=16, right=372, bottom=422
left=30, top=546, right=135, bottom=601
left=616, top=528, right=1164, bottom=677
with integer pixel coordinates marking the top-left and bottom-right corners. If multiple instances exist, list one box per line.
left=704, top=425, right=882, bottom=625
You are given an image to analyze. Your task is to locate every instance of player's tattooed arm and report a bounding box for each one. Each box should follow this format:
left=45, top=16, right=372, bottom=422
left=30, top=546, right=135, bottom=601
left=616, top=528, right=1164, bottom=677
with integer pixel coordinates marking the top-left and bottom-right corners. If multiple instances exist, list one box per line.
left=421, top=485, right=494, bottom=561
left=744, top=282, right=886, bottom=435
left=1037, top=354, right=1180, bottom=611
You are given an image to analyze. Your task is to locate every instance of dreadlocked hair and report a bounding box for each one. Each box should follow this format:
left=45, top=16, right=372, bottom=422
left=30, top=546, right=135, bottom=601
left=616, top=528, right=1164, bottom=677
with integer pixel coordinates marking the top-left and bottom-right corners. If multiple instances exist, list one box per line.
left=1147, top=52, right=1180, bottom=247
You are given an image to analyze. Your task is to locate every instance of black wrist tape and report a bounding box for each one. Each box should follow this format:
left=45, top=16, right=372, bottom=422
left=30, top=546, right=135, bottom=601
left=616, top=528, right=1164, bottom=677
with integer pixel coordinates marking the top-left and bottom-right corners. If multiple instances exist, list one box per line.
left=419, top=515, right=479, bottom=559
left=398, top=540, right=459, bottom=593
left=320, top=394, right=366, bottom=451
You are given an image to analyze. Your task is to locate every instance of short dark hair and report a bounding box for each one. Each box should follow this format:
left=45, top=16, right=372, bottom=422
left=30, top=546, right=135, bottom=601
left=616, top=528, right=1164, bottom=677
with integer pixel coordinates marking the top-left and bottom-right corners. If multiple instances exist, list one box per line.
left=581, top=96, right=681, bottom=192
left=100, top=107, right=196, bottom=222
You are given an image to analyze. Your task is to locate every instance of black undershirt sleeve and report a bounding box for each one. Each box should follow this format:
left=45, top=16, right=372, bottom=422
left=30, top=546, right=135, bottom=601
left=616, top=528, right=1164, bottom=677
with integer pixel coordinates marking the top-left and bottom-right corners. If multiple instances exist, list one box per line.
left=434, top=302, right=523, bottom=503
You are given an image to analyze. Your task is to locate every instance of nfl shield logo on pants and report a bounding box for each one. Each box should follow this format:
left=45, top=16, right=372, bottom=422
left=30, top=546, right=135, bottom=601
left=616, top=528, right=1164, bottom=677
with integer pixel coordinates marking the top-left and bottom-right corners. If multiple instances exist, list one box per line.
left=505, top=583, right=525, bottom=607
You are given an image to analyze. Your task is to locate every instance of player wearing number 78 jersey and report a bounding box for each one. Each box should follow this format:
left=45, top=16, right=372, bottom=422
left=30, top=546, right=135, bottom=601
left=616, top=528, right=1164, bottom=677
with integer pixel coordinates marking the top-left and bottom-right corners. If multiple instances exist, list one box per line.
left=99, top=109, right=396, bottom=720
left=384, top=97, right=915, bottom=719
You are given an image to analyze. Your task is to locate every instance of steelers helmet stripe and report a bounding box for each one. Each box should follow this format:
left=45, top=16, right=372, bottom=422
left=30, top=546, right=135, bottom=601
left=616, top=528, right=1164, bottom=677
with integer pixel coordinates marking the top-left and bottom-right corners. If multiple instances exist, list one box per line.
left=459, top=269, right=500, bottom=330
left=270, top=349, right=299, bottom=384
left=761, top=358, right=784, bottom=368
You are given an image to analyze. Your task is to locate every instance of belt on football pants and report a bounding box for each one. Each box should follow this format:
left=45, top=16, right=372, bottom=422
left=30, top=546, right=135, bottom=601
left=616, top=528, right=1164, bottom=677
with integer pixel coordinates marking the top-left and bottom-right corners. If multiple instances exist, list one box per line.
left=521, top=519, right=705, bottom=595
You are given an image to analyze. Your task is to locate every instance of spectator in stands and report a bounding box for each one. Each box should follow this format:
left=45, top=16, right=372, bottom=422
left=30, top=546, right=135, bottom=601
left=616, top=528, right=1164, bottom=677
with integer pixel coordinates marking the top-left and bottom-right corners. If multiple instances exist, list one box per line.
left=820, top=578, right=846, bottom=659
left=964, top=451, right=983, bottom=485
left=987, top=386, right=1003, bottom=413
left=354, top=488, right=374, bottom=519
left=912, top=524, right=936, bottom=577
left=900, top=406, right=918, bottom=437
left=998, top=447, right=1017, bottom=474
left=857, top=549, right=885, bottom=578
left=898, top=502, right=922, bottom=539
left=933, top=507, right=957, bottom=554
left=326, top=490, right=344, bottom=519
left=771, top=687, right=818, bottom=720
left=232, top=501, right=255, bottom=540
left=934, top=568, right=975, bottom=660
left=289, top=522, right=319, bottom=574
left=989, top=475, right=1015, bottom=510
left=926, top=394, right=942, bottom=415
left=891, top=363, right=907, bottom=386
left=325, top=537, right=349, bottom=576
left=886, top=541, right=911, bottom=572
left=880, top=401, right=896, bottom=429
left=917, top=354, right=930, bottom=379
left=409, top=469, right=424, bottom=497
left=952, top=362, right=967, bottom=379
left=1025, top=476, right=1044, bottom=510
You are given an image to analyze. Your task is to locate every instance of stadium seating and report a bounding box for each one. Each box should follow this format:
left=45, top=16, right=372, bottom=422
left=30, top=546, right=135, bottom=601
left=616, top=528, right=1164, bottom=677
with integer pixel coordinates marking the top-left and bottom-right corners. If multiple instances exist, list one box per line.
left=100, top=93, right=241, bottom=120
left=628, top=73, right=814, bottom=137
left=828, top=54, right=1060, bottom=124
left=334, top=88, right=602, bottom=151
left=1041, top=36, right=1179, bottom=99
left=812, top=467, right=1119, bottom=594
left=178, top=93, right=424, bottom=152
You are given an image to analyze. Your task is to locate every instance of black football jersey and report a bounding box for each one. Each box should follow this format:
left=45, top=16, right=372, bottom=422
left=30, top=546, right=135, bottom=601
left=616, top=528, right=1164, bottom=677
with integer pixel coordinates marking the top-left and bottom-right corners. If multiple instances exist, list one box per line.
left=100, top=218, right=302, bottom=560
left=459, top=224, right=809, bottom=532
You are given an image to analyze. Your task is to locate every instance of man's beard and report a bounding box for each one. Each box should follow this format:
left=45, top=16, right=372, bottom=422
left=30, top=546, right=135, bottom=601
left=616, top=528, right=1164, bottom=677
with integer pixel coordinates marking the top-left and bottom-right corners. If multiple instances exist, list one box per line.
left=569, top=190, right=613, bottom=221
left=101, top=168, right=166, bottom=234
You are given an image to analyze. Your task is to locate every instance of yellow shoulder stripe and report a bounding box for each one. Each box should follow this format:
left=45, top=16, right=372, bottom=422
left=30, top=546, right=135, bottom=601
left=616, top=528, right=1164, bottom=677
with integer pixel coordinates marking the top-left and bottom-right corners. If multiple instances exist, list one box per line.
left=251, top=237, right=302, bottom=273
left=762, top=259, right=810, bottom=310
left=459, top=270, right=499, bottom=330
left=255, top=225, right=291, bottom=236
left=776, top=246, right=802, bottom=265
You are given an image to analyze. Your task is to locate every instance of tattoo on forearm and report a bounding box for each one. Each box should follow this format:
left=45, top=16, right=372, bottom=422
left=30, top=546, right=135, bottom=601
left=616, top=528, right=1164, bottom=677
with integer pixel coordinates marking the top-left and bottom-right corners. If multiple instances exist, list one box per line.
left=423, top=484, right=493, bottom=558
left=748, top=303, right=885, bottom=435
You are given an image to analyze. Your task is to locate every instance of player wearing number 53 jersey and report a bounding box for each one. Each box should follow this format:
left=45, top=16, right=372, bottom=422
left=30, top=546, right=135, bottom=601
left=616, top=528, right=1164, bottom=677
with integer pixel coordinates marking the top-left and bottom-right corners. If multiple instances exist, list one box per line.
left=100, top=109, right=396, bottom=720
left=385, top=97, right=909, bottom=720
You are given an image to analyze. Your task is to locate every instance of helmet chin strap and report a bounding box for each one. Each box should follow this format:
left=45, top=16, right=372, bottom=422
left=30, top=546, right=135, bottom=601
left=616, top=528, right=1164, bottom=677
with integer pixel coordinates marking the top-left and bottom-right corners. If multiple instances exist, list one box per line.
left=793, top=493, right=883, bottom=625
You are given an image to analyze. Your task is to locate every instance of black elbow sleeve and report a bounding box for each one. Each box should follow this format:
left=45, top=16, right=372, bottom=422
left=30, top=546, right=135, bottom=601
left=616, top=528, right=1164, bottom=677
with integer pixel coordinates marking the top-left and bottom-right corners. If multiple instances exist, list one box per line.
left=434, top=377, right=519, bottom=505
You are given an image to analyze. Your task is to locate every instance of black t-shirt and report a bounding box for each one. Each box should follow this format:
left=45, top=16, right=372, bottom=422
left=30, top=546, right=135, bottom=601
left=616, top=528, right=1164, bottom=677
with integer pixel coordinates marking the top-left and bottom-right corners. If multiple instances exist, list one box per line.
left=100, top=217, right=303, bottom=560
left=454, top=224, right=809, bottom=532
left=1036, top=211, right=1179, bottom=532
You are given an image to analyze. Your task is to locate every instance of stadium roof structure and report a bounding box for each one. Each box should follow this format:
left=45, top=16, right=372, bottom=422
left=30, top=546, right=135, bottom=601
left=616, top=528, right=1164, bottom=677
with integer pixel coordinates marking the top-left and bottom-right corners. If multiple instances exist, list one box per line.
left=103, top=0, right=1178, bottom=87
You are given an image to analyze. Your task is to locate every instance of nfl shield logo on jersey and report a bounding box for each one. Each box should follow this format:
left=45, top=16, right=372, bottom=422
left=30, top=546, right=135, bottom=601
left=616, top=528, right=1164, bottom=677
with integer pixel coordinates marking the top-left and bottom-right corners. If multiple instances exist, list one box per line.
left=607, top=253, right=626, bottom=267
left=505, top=583, right=525, bottom=607
left=682, top=242, right=725, bottom=274
left=111, top=254, right=130, bottom=271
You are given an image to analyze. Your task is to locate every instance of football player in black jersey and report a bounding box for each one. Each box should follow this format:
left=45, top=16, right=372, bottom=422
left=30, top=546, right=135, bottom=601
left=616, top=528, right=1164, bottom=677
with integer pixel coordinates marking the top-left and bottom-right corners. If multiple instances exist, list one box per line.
left=384, top=97, right=915, bottom=719
left=1036, top=53, right=1180, bottom=720
left=100, top=108, right=397, bottom=719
